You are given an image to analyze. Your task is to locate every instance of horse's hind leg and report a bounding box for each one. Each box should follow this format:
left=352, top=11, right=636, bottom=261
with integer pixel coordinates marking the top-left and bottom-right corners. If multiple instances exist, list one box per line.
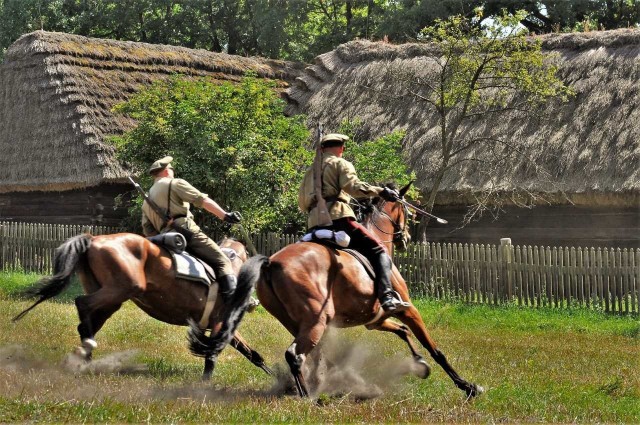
left=285, top=320, right=327, bottom=397
left=74, top=289, right=127, bottom=360
left=366, top=319, right=431, bottom=379
left=396, top=306, right=483, bottom=398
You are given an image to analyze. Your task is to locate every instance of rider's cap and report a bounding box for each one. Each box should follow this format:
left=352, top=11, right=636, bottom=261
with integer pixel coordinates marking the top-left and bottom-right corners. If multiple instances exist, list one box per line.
left=148, top=156, right=174, bottom=174
left=320, top=133, right=349, bottom=147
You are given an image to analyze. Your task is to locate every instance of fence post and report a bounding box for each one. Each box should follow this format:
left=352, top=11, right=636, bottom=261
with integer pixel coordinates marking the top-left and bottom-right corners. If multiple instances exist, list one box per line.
left=0, top=222, right=4, bottom=270
left=501, top=238, right=513, bottom=302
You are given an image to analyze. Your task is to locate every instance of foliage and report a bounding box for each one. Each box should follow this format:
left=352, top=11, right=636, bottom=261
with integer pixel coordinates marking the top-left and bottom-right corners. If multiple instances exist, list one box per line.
left=2, top=0, right=637, bottom=61
left=111, top=74, right=312, bottom=234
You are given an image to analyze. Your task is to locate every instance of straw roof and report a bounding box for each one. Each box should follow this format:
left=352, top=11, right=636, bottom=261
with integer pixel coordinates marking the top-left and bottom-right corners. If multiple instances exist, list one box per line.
left=285, top=29, right=640, bottom=205
left=0, top=31, right=303, bottom=193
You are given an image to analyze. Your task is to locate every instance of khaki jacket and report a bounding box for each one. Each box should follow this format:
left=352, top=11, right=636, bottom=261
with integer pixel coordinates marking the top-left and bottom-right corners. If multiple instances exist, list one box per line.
left=141, top=177, right=208, bottom=236
left=298, top=152, right=383, bottom=228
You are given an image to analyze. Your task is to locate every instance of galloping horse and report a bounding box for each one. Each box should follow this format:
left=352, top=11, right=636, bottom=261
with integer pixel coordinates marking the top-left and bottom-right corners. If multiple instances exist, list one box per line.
left=191, top=182, right=482, bottom=397
left=13, top=235, right=270, bottom=379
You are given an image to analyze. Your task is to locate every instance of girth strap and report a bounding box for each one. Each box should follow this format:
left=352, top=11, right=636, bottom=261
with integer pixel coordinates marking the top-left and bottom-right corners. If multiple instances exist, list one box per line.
left=199, top=283, right=219, bottom=329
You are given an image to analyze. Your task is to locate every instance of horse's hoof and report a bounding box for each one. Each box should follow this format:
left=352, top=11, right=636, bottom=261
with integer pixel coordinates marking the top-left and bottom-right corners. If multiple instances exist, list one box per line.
left=73, top=346, right=91, bottom=361
left=414, top=358, right=431, bottom=379
left=466, top=384, right=485, bottom=398
left=82, top=338, right=98, bottom=350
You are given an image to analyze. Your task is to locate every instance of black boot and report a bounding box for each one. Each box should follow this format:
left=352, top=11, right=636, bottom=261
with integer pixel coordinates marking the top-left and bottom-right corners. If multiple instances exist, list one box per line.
left=372, top=252, right=410, bottom=313
left=217, top=274, right=237, bottom=303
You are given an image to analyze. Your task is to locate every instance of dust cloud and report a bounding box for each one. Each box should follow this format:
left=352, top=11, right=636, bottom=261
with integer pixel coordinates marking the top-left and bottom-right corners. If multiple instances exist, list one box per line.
left=0, top=335, right=428, bottom=404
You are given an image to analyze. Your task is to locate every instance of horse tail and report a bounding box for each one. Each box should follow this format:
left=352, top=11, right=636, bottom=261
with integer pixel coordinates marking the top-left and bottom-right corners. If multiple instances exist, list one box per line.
left=188, top=254, right=269, bottom=359
left=12, top=233, right=92, bottom=322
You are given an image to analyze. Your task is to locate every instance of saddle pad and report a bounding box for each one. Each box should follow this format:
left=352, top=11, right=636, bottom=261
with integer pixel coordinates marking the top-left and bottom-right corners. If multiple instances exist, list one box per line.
left=170, top=251, right=216, bottom=285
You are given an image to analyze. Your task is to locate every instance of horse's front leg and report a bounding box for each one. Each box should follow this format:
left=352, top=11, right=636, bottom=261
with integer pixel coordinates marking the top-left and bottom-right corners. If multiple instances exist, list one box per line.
left=203, top=356, right=216, bottom=381
left=230, top=332, right=273, bottom=375
left=396, top=306, right=484, bottom=398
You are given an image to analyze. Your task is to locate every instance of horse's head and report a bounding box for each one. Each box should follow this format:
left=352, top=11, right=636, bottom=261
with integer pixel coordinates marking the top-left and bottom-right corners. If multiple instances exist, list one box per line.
left=371, top=182, right=413, bottom=253
left=219, top=237, right=249, bottom=274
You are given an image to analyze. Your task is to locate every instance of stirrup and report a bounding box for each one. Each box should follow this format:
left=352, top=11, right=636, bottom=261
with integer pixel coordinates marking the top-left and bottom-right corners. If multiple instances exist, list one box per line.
left=380, top=292, right=411, bottom=313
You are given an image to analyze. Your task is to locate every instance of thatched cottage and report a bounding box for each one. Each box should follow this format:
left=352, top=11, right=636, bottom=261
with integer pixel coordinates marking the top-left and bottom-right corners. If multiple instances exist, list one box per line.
left=0, top=31, right=302, bottom=225
left=285, top=29, right=640, bottom=248
left=1, top=30, right=638, bottom=247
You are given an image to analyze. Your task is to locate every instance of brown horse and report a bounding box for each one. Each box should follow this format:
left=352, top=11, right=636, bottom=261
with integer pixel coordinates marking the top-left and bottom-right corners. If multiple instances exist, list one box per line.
left=191, top=182, right=483, bottom=398
left=13, top=235, right=270, bottom=379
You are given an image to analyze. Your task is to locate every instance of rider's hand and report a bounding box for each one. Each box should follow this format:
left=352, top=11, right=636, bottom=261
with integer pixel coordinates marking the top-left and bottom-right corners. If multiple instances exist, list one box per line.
left=379, top=187, right=400, bottom=202
left=224, top=211, right=243, bottom=224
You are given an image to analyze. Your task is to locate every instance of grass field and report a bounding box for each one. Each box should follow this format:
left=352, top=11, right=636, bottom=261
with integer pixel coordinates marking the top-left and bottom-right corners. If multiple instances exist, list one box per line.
left=1, top=271, right=639, bottom=423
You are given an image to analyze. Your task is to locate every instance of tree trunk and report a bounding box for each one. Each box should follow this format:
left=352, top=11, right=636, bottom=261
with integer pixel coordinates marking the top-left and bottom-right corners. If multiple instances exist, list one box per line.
left=415, top=166, right=447, bottom=243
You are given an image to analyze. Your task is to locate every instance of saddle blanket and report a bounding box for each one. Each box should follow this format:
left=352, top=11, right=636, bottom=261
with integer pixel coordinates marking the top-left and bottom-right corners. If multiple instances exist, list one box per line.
left=170, top=251, right=216, bottom=286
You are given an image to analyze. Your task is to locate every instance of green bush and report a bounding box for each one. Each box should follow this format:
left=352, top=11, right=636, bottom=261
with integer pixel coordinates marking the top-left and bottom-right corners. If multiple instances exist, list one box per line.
left=112, top=74, right=312, bottom=234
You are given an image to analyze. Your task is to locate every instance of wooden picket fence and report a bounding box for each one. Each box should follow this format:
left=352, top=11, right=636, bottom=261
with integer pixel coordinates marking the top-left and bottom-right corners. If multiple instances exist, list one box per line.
left=391, top=239, right=639, bottom=315
left=0, top=222, right=118, bottom=274
left=1, top=222, right=638, bottom=314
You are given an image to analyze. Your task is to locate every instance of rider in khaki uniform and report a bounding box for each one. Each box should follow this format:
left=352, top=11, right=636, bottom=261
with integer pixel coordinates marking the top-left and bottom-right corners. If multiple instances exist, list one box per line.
left=298, top=133, right=410, bottom=312
left=142, top=156, right=242, bottom=301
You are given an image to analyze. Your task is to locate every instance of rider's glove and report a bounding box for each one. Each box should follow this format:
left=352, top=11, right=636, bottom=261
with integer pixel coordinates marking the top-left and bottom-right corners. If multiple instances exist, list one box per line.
left=224, top=211, right=243, bottom=224
left=379, top=187, right=400, bottom=202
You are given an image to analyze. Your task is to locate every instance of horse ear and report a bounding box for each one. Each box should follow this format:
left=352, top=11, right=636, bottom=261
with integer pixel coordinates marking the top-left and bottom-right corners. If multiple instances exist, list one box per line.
left=399, top=180, right=413, bottom=197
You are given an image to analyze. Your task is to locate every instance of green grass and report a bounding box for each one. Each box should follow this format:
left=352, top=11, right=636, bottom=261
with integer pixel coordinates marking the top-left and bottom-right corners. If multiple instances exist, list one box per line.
left=0, top=271, right=638, bottom=423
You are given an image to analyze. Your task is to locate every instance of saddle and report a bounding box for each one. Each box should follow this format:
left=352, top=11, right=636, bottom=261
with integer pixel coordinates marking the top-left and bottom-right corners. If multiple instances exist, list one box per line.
left=300, top=232, right=375, bottom=280
left=147, top=232, right=215, bottom=285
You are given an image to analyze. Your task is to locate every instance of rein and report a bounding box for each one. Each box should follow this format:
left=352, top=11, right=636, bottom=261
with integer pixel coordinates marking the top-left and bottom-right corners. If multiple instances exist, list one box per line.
left=367, top=201, right=409, bottom=244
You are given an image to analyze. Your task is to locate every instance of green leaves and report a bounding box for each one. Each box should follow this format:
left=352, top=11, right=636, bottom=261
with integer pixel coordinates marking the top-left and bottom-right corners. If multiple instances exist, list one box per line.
left=111, top=74, right=311, bottom=234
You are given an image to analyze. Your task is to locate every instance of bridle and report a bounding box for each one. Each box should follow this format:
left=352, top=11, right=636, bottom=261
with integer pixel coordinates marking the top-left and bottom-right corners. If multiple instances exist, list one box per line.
left=368, top=200, right=411, bottom=248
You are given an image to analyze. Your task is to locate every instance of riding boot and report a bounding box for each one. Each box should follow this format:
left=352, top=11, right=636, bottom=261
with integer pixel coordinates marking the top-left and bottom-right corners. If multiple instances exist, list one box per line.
left=217, top=274, right=237, bottom=303
left=372, top=252, right=411, bottom=313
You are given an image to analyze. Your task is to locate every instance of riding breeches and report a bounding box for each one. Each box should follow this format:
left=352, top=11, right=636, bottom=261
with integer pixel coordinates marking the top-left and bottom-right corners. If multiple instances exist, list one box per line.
left=170, top=218, right=234, bottom=278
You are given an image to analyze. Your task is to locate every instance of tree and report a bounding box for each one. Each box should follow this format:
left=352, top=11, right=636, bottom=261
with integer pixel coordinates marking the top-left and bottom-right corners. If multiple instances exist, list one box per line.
left=481, top=0, right=640, bottom=33
left=1, top=1, right=637, bottom=62
left=111, top=74, right=312, bottom=235
left=367, top=11, right=574, bottom=240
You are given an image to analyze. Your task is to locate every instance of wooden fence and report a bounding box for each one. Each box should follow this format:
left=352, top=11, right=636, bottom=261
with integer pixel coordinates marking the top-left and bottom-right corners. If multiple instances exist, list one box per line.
left=0, top=222, right=118, bottom=274
left=1, top=222, right=638, bottom=314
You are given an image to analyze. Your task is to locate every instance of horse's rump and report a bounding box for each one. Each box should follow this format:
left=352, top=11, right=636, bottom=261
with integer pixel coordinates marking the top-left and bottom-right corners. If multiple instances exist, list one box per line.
left=258, top=242, right=383, bottom=328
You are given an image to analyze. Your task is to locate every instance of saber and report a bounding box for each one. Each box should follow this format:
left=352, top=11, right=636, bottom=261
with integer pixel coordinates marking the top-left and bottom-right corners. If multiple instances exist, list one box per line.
left=235, top=223, right=258, bottom=257
left=398, top=199, right=448, bottom=224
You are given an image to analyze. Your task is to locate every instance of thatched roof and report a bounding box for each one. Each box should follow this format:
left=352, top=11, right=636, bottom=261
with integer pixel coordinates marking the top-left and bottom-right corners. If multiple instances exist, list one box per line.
left=0, top=31, right=303, bottom=193
left=285, top=29, right=640, bottom=205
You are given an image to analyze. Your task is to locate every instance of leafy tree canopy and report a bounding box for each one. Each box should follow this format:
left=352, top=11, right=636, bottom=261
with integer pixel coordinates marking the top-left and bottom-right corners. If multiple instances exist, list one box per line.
left=111, top=74, right=312, bottom=235
left=1, top=0, right=637, bottom=61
